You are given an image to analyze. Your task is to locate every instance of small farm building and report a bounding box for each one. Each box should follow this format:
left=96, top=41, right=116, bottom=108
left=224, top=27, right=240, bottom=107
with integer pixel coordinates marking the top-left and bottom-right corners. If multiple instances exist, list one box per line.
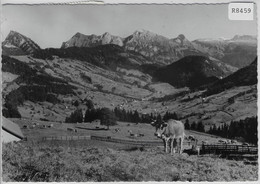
left=2, top=117, right=24, bottom=143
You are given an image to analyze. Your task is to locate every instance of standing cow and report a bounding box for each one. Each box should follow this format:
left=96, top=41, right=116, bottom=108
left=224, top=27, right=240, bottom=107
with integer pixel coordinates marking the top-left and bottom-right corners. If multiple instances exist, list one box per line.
left=151, top=119, right=185, bottom=154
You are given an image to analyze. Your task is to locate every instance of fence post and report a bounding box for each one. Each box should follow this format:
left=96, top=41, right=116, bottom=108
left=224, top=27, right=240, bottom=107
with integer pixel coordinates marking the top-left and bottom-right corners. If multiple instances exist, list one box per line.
left=197, top=147, right=200, bottom=156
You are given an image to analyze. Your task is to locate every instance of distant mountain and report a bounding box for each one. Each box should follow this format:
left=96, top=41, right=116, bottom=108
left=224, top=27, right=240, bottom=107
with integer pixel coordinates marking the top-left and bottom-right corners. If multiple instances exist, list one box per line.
left=33, top=44, right=152, bottom=71
left=192, top=35, right=257, bottom=68
left=123, top=30, right=203, bottom=65
left=3, top=30, right=256, bottom=69
left=231, top=35, right=257, bottom=42
left=62, top=30, right=204, bottom=65
left=60, top=30, right=256, bottom=67
left=2, top=31, right=41, bottom=55
left=61, top=32, right=124, bottom=48
left=204, top=57, right=257, bottom=96
left=154, top=55, right=235, bottom=88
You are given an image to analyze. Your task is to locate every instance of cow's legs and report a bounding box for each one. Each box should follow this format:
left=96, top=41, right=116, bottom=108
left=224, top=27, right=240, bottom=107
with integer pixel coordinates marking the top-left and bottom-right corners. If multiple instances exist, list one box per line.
left=170, top=138, right=173, bottom=155
left=171, top=138, right=178, bottom=155
left=163, top=138, right=167, bottom=153
left=179, top=136, right=184, bottom=154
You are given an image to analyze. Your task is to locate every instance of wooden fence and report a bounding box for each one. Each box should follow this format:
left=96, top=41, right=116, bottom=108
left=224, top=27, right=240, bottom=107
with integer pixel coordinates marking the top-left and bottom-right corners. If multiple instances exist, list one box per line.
left=41, top=135, right=258, bottom=156
left=42, top=135, right=91, bottom=141
left=90, top=135, right=163, bottom=146
left=42, top=135, right=163, bottom=146
left=200, top=144, right=258, bottom=155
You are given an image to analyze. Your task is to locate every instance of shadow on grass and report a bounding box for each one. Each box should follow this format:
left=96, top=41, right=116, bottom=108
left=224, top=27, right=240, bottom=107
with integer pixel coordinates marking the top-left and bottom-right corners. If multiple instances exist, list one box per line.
left=122, top=146, right=145, bottom=152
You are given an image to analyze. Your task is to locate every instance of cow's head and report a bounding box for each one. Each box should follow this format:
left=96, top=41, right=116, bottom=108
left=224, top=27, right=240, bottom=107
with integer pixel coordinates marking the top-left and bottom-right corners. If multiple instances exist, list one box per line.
left=151, top=120, right=167, bottom=138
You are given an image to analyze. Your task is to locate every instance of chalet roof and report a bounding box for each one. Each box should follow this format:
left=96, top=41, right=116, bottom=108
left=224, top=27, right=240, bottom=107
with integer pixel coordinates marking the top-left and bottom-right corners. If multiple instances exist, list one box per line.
left=2, top=117, right=24, bottom=140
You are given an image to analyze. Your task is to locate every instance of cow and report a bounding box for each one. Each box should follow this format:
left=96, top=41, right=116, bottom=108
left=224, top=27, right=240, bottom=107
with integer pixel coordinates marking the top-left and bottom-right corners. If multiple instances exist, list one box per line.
left=242, top=142, right=249, bottom=146
left=218, top=139, right=228, bottom=144
left=151, top=119, right=185, bottom=154
left=187, top=135, right=196, bottom=141
left=67, top=127, right=74, bottom=131
left=202, top=141, right=208, bottom=145
left=231, top=140, right=237, bottom=144
left=185, top=135, right=197, bottom=146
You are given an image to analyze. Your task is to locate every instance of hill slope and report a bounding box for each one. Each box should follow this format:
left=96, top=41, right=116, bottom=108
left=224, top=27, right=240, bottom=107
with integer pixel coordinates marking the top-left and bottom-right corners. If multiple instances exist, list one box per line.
left=154, top=56, right=235, bottom=88
left=204, top=58, right=257, bottom=96
left=33, top=44, right=152, bottom=71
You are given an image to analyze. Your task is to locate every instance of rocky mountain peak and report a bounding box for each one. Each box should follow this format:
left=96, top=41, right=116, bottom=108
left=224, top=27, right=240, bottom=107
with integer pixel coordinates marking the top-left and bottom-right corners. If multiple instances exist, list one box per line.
left=172, top=34, right=187, bottom=44
left=132, top=29, right=158, bottom=38
left=177, top=34, right=185, bottom=40
left=4, top=31, right=26, bottom=46
left=2, top=30, right=41, bottom=55
left=61, top=32, right=123, bottom=48
left=102, top=32, right=111, bottom=37
left=73, top=32, right=86, bottom=38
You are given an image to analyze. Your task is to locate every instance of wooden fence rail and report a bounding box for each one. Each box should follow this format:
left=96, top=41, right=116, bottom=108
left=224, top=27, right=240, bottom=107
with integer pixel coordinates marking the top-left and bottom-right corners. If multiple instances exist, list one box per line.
left=90, top=135, right=164, bottom=146
left=41, top=135, right=257, bottom=156
left=201, top=144, right=258, bottom=155
left=42, top=135, right=91, bottom=141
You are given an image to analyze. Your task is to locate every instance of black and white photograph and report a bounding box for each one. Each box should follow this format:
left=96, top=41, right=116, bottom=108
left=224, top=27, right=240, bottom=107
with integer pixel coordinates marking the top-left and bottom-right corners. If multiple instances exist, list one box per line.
left=1, top=0, right=258, bottom=182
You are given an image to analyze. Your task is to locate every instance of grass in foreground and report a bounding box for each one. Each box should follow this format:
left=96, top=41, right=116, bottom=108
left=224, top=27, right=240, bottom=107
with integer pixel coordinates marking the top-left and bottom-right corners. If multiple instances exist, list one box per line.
left=2, top=141, right=258, bottom=182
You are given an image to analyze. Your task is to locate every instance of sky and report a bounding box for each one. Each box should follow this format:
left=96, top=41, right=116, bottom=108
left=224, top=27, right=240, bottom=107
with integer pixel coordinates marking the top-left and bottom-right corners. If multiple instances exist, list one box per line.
left=1, top=4, right=257, bottom=48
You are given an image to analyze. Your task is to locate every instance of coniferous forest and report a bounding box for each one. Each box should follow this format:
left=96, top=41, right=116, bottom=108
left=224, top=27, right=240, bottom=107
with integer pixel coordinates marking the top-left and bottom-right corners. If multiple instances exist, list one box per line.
left=207, top=116, right=257, bottom=144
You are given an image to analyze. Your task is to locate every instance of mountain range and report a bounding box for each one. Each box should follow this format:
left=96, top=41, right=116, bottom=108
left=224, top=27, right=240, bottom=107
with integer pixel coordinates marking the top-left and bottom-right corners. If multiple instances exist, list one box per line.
left=3, top=30, right=255, bottom=68
left=60, top=30, right=257, bottom=67
left=1, top=30, right=257, bottom=124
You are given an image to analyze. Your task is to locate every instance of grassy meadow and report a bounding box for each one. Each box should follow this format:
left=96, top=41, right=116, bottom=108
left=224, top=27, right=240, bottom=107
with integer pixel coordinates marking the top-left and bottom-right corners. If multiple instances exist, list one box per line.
left=2, top=119, right=258, bottom=182
left=2, top=139, right=258, bottom=182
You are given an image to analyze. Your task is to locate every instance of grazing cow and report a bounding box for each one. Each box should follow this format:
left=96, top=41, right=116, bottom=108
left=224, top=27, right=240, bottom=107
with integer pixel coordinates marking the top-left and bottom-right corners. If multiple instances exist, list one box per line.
left=202, top=141, right=208, bottom=145
left=151, top=119, right=185, bottom=154
left=218, top=139, right=227, bottom=144
left=130, top=133, right=138, bottom=137
left=185, top=135, right=197, bottom=147
left=187, top=135, right=196, bottom=141
left=47, top=125, right=52, bottom=128
left=226, top=139, right=232, bottom=144
left=231, top=140, right=237, bottom=144
left=242, top=142, right=249, bottom=146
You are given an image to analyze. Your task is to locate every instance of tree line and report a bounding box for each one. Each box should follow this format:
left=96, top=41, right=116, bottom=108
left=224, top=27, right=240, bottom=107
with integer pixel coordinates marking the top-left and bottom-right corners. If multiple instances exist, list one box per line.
left=207, top=116, right=257, bottom=144
left=184, top=119, right=205, bottom=133
left=65, top=106, right=180, bottom=127
left=65, top=107, right=117, bottom=129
